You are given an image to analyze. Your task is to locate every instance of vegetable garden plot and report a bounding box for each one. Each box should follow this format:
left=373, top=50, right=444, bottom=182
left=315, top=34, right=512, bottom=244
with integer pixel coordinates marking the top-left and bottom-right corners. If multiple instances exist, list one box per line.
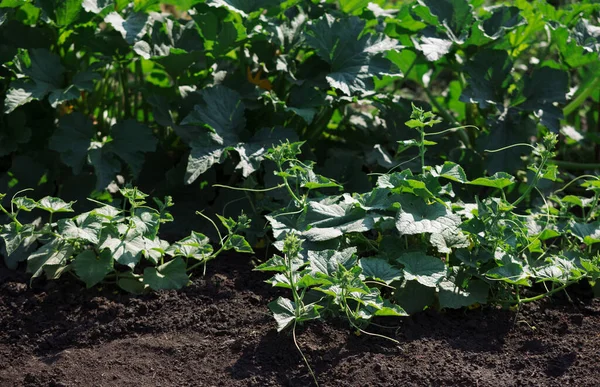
left=0, top=0, right=599, bottom=384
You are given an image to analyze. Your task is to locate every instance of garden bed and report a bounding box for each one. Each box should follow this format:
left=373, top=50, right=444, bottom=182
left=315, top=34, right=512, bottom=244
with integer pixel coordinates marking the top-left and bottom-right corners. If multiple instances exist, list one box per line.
left=1, top=254, right=599, bottom=387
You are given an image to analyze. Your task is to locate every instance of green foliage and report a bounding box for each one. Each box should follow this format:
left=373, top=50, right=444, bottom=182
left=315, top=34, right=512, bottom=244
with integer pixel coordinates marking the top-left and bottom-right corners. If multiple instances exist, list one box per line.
left=254, top=109, right=600, bottom=333
left=0, top=0, right=599, bottom=368
left=0, top=187, right=252, bottom=292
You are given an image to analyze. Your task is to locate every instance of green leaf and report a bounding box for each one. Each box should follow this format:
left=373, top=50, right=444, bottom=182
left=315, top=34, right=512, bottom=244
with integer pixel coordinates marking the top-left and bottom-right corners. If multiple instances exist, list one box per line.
left=181, top=86, right=245, bottom=183
left=88, top=142, right=121, bottom=190
left=234, top=127, right=298, bottom=177
left=460, top=49, right=512, bottom=108
left=517, top=67, right=568, bottom=132
left=396, top=195, right=461, bottom=236
left=308, top=248, right=357, bottom=276
left=305, top=15, right=401, bottom=95
left=167, top=231, right=213, bottom=260
left=58, top=213, right=103, bottom=244
left=37, top=196, right=75, bottom=213
left=82, top=0, right=112, bottom=14
left=20, top=48, right=64, bottom=88
left=224, top=234, right=254, bottom=253
left=12, top=197, right=37, bottom=212
left=468, top=172, right=515, bottom=189
left=27, top=239, right=73, bottom=280
left=429, top=227, right=469, bottom=254
left=254, top=254, right=289, bottom=272
left=359, top=257, right=403, bottom=284
left=373, top=300, right=408, bottom=317
left=481, top=6, right=526, bottom=39
left=397, top=251, right=446, bottom=287
left=417, top=0, right=473, bottom=43
left=268, top=296, right=296, bottom=332
left=413, top=29, right=453, bottom=61
left=340, top=0, right=370, bottom=15
left=49, top=113, right=94, bottom=174
left=118, top=272, right=147, bottom=294
left=108, top=120, right=157, bottom=177
left=99, top=231, right=145, bottom=269
left=143, top=257, right=189, bottom=290
left=1, top=223, right=34, bottom=256
left=73, top=249, right=114, bottom=288
left=394, top=280, right=436, bottom=314
left=438, top=279, right=488, bottom=309
left=132, top=208, right=160, bottom=239
left=38, top=0, right=82, bottom=26
left=434, top=161, right=468, bottom=183
left=569, top=221, right=600, bottom=245
left=104, top=11, right=149, bottom=45
left=486, top=263, right=530, bottom=286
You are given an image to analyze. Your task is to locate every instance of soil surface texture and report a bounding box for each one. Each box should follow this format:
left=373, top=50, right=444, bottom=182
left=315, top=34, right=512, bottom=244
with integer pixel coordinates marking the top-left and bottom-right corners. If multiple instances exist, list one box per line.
left=1, top=254, right=599, bottom=387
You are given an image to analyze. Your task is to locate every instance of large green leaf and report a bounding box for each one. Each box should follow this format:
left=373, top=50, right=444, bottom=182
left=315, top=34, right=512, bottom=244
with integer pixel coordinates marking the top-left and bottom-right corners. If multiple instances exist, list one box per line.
left=481, top=6, right=526, bottom=39
left=104, top=11, right=149, bottom=45
left=49, top=113, right=95, bottom=174
left=99, top=230, right=145, bottom=269
left=4, top=49, right=65, bottom=113
left=38, top=0, right=82, bottom=26
left=397, top=251, right=446, bottom=287
left=308, top=248, right=357, bottom=276
left=468, top=172, right=515, bottom=189
left=58, top=212, right=103, bottom=244
left=131, top=208, right=161, bottom=239
left=416, top=0, right=473, bottom=43
left=305, top=15, right=401, bottom=95
left=37, top=196, right=75, bottom=213
left=143, top=257, right=189, bottom=290
left=460, top=49, right=512, bottom=108
left=569, top=221, right=600, bottom=245
left=89, top=142, right=121, bottom=190
left=224, top=234, right=254, bottom=253
left=73, top=249, right=114, bottom=288
left=108, top=120, right=158, bottom=177
left=394, top=280, right=436, bottom=314
left=438, top=278, right=488, bottom=309
left=27, top=240, right=73, bottom=279
left=268, top=296, right=296, bottom=332
left=396, top=195, right=461, bottom=236
left=359, top=257, right=403, bottom=284
left=486, top=263, right=530, bottom=286
left=0, top=223, right=34, bottom=256
left=181, top=85, right=244, bottom=183
left=516, top=67, right=568, bottom=132
left=167, top=231, right=213, bottom=260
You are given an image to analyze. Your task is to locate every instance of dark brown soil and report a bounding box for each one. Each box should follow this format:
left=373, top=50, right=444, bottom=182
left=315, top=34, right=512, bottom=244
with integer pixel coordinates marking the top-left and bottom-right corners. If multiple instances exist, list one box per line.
left=1, top=254, right=599, bottom=387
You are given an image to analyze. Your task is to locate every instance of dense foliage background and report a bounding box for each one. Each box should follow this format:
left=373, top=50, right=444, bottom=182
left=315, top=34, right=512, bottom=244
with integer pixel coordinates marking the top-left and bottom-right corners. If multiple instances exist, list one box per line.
left=1, top=0, right=599, bottom=330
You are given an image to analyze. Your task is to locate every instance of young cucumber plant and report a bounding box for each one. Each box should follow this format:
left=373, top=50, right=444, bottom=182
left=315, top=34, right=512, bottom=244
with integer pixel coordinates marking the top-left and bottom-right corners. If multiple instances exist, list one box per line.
left=254, top=106, right=600, bottom=338
left=0, top=187, right=253, bottom=293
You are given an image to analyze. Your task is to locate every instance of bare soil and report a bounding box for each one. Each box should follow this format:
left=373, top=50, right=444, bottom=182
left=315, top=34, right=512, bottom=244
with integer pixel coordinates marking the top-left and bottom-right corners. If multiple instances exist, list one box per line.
left=1, top=254, right=599, bottom=387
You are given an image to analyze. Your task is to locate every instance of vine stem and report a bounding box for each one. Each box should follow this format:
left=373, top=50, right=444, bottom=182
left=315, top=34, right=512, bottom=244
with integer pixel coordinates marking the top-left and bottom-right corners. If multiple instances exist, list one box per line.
left=423, top=87, right=471, bottom=147
left=564, top=76, right=600, bottom=116
left=506, top=282, right=573, bottom=305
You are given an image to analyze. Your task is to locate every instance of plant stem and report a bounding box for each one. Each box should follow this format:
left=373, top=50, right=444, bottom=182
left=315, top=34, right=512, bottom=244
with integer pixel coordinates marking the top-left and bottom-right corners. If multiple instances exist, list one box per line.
left=508, top=282, right=573, bottom=305
left=0, top=204, right=23, bottom=228
left=423, top=87, right=471, bottom=147
left=564, top=76, right=600, bottom=116
left=512, top=154, right=549, bottom=207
